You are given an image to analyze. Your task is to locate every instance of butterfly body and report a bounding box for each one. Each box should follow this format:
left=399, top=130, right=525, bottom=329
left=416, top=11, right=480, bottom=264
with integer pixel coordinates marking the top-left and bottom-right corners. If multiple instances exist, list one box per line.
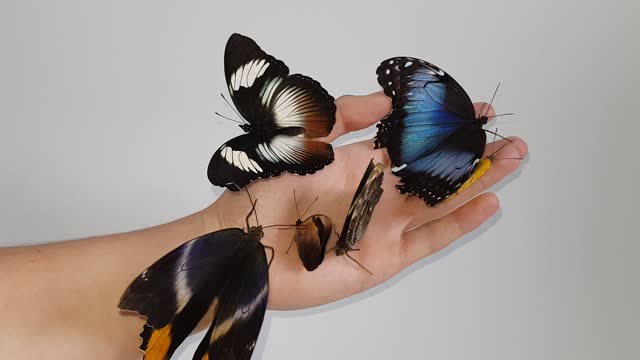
left=208, top=34, right=336, bottom=190
left=375, top=57, right=492, bottom=206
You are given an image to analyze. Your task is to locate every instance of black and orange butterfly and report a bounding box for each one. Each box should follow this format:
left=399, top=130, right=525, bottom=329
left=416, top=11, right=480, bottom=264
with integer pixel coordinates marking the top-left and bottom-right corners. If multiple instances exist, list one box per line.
left=119, top=195, right=271, bottom=360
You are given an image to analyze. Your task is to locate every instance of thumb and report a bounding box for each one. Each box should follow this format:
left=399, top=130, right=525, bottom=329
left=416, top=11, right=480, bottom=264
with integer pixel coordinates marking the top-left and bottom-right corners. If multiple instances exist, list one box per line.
left=324, top=92, right=392, bottom=142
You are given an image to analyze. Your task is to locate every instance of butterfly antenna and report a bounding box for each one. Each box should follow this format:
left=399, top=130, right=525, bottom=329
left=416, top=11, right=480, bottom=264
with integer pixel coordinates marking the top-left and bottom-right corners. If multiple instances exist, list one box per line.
left=485, top=129, right=523, bottom=160
left=244, top=187, right=260, bottom=227
left=488, top=112, right=515, bottom=119
left=482, top=82, right=501, bottom=119
left=478, top=103, right=488, bottom=120
left=346, top=252, right=373, bottom=276
left=262, top=224, right=303, bottom=229
left=293, top=189, right=301, bottom=219
left=245, top=199, right=256, bottom=229
left=214, top=111, right=243, bottom=125
left=300, top=196, right=319, bottom=219
left=220, top=93, right=245, bottom=123
left=484, top=128, right=513, bottom=143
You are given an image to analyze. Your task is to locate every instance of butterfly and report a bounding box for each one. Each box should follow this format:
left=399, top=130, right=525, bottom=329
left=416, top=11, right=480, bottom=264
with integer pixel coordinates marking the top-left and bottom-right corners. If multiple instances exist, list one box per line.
left=119, top=197, right=271, bottom=360
left=284, top=190, right=333, bottom=271
left=334, top=160, right=385, bottom=275
left=208, top=33, right=336, bottom=191
left=375, top=57, right=495, bottom=206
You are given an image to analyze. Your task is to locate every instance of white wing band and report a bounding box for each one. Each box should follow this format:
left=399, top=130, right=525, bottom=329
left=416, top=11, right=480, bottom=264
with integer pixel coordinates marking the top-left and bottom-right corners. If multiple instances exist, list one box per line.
left=229, top=59, right=270, bottom=91
left=221, top=146, right=263, bottom=173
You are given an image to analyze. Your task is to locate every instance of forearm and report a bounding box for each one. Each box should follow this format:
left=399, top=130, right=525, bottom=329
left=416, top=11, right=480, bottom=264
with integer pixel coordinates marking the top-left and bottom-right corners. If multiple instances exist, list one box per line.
left=0, top=207, right=219, bottom=359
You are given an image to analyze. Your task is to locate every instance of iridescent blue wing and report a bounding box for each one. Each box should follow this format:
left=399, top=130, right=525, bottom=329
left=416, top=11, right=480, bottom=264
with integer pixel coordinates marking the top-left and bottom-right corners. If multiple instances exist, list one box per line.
left=375, top=57, right=476, bottom=163
left=394, top=127, right=487, bottom=205
left=374, top=57, right=487, bottom=206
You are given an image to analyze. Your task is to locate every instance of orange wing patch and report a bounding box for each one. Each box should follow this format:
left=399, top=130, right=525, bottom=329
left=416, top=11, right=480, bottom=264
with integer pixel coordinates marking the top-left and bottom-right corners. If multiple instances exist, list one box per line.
left=141, top=324, right=172, bottom=360
left=439, top=158, right=491, bottom=206
left=456, top=158, right=491, bottom=195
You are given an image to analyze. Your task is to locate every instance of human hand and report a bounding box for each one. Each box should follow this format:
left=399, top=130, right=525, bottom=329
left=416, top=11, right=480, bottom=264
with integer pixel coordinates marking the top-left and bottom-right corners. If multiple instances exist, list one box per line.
left=202, top=92, right=528, bottom=310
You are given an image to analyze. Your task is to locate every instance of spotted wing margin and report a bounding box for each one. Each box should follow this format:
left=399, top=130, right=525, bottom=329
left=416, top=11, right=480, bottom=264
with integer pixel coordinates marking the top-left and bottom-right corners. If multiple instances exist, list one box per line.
left=225, top=33, right=289, bottom=124
left=337, top=161, right=385, bottom=254
left=208, top=129, right=334, bottom=191
left=193, top=242, right=269, bottom=360
left=394, top=127, right=486, bottom=206
left=374, top=57, right=476, bottom=165
left=118, top=229, right=247, bottom=359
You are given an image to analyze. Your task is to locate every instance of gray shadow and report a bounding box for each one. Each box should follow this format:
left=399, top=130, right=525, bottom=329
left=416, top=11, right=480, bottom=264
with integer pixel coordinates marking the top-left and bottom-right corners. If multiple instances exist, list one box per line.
left=267, top=209, right=502, bottom=321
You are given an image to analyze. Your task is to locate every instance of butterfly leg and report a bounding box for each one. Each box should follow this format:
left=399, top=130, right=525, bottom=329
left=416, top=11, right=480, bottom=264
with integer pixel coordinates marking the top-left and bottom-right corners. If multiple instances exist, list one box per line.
left=245, top=199, right=258, bottom=230
left=325, top=244, right=336, bottom=254
left=325, top=230, right=341, bottom=254
left=346, top=252, right=373, bottom=276
left=285, top=238, right=296, bottom=254
left=264, top=245, right=275, bottom=267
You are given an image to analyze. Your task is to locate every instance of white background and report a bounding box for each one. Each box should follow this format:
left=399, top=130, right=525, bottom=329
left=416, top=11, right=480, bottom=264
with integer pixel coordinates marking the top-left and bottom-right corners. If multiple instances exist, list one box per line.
left=2, top=0, right=639, bottom=359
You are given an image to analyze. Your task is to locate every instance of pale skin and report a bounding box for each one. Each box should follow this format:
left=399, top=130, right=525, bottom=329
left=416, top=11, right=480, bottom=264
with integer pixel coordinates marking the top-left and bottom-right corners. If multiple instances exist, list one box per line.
left=0, top=92, right=528, bottom=359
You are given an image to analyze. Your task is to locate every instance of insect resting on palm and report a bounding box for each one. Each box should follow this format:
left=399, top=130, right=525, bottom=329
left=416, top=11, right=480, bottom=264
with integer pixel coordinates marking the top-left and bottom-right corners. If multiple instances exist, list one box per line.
left=280, top=189, right=334, bottom=271
left=208, top=33, right=337, bottom=191
left=375, top=57, right=517, bottom=206
left=330, top=160, right=385, bottom=276
left=119, top=189, right=280, bottom=360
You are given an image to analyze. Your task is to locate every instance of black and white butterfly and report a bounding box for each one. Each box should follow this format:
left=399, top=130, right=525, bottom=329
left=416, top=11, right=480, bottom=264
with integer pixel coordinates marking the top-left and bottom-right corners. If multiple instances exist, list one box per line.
left=375, top=57, right=495, bottom=206
left=119, top=199, right=271, bottom=360
left=208, top=33, right=336, bottom=190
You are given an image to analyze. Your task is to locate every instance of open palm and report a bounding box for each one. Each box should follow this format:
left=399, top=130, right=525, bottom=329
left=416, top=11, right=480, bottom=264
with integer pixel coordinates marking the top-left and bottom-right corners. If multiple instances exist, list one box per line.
left=203, top=92, right=528, bottom=310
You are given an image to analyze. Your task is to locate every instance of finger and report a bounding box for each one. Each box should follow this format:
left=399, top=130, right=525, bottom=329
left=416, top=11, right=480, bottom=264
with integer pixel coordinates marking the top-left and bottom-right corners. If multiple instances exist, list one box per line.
left=403, top=136, right=527, bottom=229
left=401, top=193, right=499, bottom=266
left=474, top=102, right=496, bottom=118
left=323, top=92, right=392, bottom=142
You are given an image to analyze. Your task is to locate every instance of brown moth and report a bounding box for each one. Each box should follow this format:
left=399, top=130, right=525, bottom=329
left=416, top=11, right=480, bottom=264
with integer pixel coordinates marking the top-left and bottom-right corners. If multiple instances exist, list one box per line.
left=334, top=159, right=385, bottom=275
left=285, top=190, right=333, bottom=271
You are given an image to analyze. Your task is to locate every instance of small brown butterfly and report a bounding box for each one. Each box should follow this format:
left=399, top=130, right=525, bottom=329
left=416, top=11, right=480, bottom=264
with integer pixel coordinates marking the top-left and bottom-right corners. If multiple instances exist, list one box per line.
left=285, top=190, right=333, bottom=271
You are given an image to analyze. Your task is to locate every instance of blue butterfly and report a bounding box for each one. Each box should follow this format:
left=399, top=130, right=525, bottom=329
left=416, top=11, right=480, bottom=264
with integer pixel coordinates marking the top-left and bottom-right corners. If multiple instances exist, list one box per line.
left=375, top=57, right=494, bottom=206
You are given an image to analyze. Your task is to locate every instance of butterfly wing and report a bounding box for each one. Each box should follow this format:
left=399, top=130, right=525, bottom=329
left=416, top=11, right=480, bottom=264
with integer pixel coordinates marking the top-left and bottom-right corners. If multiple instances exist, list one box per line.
left=374, top=57, right=487, bottom=206
left=225, top=33, right=289, bottom=124
left=208, top=129, right=334, bottom=190
left=225, top=34, right=335, bottom=136
left=193, top=240, right=269, bottom=360
left=336, top=161, right=385, bottom=255
left=118, top=228, right=247, bottom=360
left=394, top=127, right=488, bottom=205
left=294, top=214, right=333, bottom=271
left=262, top=74, right=336, bottom=137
